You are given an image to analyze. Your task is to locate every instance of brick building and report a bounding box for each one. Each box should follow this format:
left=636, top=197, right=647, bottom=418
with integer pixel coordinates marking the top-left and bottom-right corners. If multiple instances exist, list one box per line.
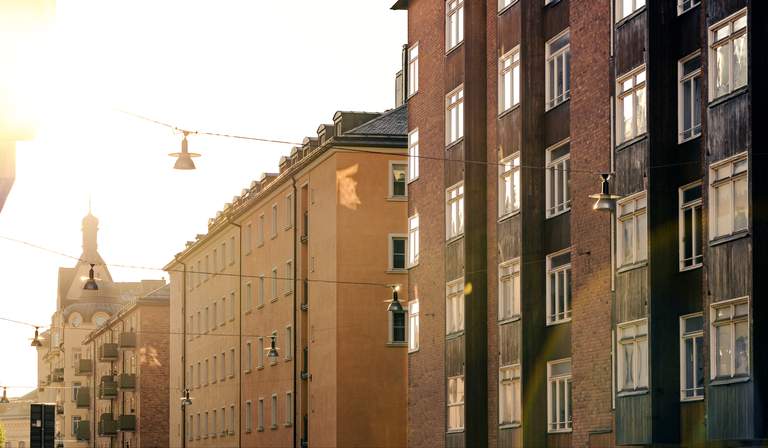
left=393, top=0, right=766, bottom=446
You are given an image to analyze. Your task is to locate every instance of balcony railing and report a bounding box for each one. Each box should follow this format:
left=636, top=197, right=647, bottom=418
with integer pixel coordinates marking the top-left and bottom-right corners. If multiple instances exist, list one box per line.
left=75, top=420, right=90, bottom=441
left=118, top=414, right=136, bottom=431
left=75, top=359, right=93, bottom=376
left=98, top=376, right=117, bottom=399
left=99, top=343, right=118, bottom=361
left=118, top=373, right=136, bottom=390
left=118, top=332, right=136, bottom=349
left=98, top=413, right=118, bottom=436
left=52, top=368, right=64, bottom=383
left=76, top=387, right=90, bottom=408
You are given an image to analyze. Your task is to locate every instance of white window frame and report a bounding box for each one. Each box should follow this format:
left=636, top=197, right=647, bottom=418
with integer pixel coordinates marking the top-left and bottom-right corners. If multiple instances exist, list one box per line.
left=258, top=214, right=265, bottom=246
left=285, top=325, right=293, bottom=361
left=547, top=359, right=572, bottom=433
left=258, top=276, right=265, bottom=307
left=498, top=258, right=521, bottom=322
left=388, top=234, right=408, bottom=272
left=446, top=0, right=464, bottom=52
left=546, top=249, right=572, bottom=325
left=229, top=236, right=236, bottom=265
left=679, top=313, right=704, bottom=401
left=446, top=182, right=465, bottom=240
left=228, top=348, right=235, bottom=377
left=679, top=181, right=703, bottom=271
left=258, top=337, right=264, bottom=369
left=271, top=267, right=278, bottom=300
left=220, top=242, right=226, bottom=270
left=546, top=140, right=571, bottom=217
left=245, top=282, right=253, bottom=312
left=446, top=278, right=465, bottom=335
left=407, top=43, right=419, bottom=97
left=285, top=193, right=293, bottom=230
left=617, top=318, right=649, bottom=393
left=545, top=29, right=571, bottom=110
left=228, top=291, right=235, bottom=320
left=447, top=375, right=465, bottom=431
left=285, top=260, right=293, bottom=294
left=677, top=0, right=700, bottom=15
left=617, top=67, right=647, bottom=144
left=408, top=300, right=420, bottom=353
left=499, top=0, right=517, bottom=12
left=257, top=398, right=264, bottom=431
left=708, top=9, right=748, bottom=101
left=446, top=86, right=464, bottom=145
left=709, top=152, right=748, bottom=240
left=285, top=391, right=293, bottom=426
left=499, top=364, right=522, bottom=427
left=245, top=341, right=253, bottom=372
left=499, top=47, right=521, bottom=114
left=245, top=401, right=253, bottom=433
left=408, top=129, right=419, bottom=182
left=408, top=215, right=420, bottom=267
left=710, top=296, right=750, bottom=380
left=271, top=204, right=278, bottom=238
left=271, top=394, right=278, bottom=429
left=617, top=191, right=648, bottom=268
left=244, top=225, right=252, bottom=255
left=678, top=52, right=702, bottom=143
left=616, top=0, right=646, bottom=21
left=498, top=153, right=521, bottom=219
left=389, top=161, right=408, bottom=198
left=229, top=404, right=235, bottom=434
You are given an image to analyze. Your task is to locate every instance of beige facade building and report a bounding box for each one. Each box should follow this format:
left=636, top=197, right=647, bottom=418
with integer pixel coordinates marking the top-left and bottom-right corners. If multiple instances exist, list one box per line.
left=0, top=390, right=38, bottom=448
left=167, top=106, right=409, bottom=448
left=36, top=211, right=165, bottom=448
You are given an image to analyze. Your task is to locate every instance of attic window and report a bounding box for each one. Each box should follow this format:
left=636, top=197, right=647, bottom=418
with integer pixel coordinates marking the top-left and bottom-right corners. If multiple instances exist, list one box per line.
left=335, top=122, right=343, bottom=136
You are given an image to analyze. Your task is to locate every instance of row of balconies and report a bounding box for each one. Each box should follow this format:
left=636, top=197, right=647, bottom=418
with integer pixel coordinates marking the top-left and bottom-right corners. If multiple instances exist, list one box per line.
left=97, top=333, right=137, bottom=361
left=97, top=413, right=136, bottom=436
left=52, top=368, right=64, bottom=383
left=96, top=374, right=136, bottom=400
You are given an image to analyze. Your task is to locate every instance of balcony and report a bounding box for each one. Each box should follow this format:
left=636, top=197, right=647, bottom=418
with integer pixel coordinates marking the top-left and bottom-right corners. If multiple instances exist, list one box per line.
left=118, top=414, right=136, bottom=431
left=118, top=373, right=136, bottom=390
left=76, top=387, right=90, bottom=408
left=98, top=376, right=117, bottom=399
left=99, top=343, right=118, bottom=361
left=75, top=359, right=93, bottom=376
left=52, top=368, right=64, bottom=383
left=98, top=413, right=118, bottom=436
left=118, top=332, right=136, bottom=349
left=75, top=420, right=90, bottom=441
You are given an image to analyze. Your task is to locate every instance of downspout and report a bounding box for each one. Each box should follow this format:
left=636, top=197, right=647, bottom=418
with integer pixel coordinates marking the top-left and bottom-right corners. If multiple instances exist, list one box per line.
left=226, top=217, right=243, bottom=448
left=92, top=340, right=96, bottom=448
left=179, top=259, right=187, bottom=448
left=291, top=176, right=298, bottom=448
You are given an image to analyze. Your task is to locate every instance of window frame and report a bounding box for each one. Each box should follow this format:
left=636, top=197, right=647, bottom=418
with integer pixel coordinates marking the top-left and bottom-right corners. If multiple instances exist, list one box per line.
left=679, top=312, right=704, bottom=401
left=677, top=0, right=700, bottom=15
left=679, top=181, right=703, bottom=271
left=446, top=85, right=465, bottom=146
left=408, top=300, right=420, bottom=353
left=245, top=401, right=253, bottom=433
left=545, top=29, right=571, bottom=111
left=407, top=43, right=419, bottom=97
left=408, top=214, right=420, bottom=267
left=271, top=204, right=278, bottom=238
left=708, top=152, right=748, bottom=240
left=446, top=278, right=465, bottom=335
left=244, top=224, right=252, bottom=255
left=257, top=398, right=265, bottom=431
left=616, top=66, right=647, bottom=145
left=547, top=358, right=572, bottom=433
left=678, top=52, right=702, bottom=143
left=445, top=0, right=464, bottom=52
left=616, top=0, right=646, bottom=21
left=446, top=181, right=465, bottom=240
left=617, top=191, right=648, bottom=269
left=546, top=249, right=572, bottom=325
left=258, top=214, right=265, bottom=246
left=271, top=394, right=278, bottom=429
left=408, top=129, right=419, bottom=182
left=389, top=160, right=408, bottom=199
left=498, top=153, right=521, bottom=219
left=388, top=234, right=408, bottom=272
left=499, top=46, right=521, bottom=114
left=708, top=8, right=748, bottom=101
left=545, top=140, right=571, bottom=218
left=499, top=363, right=522, bottom=427
left=388, top=305, right=407, bottom=345
left=710, top=296, right=750, bottom=381
left=285, top=391, right=293, bottom=426
left=617, top=318, right=649, bottom=393
left=285, top=193, right=293, bottom=230
left=498, top=258, right=521, bottom=322
left=447, top=375, right=465, bottom=432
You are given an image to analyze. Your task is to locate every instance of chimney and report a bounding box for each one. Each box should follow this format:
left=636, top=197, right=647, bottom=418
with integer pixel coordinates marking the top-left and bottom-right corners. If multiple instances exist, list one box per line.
left=395, top=70, right=404, bottom=108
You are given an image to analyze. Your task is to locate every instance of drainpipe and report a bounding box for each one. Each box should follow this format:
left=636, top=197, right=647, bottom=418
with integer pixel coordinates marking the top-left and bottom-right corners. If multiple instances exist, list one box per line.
left=178, top=259, right=187, bottom=448
left=225, top=217, right=243, bottom=448
left=291, top=176, right=298, bottom=448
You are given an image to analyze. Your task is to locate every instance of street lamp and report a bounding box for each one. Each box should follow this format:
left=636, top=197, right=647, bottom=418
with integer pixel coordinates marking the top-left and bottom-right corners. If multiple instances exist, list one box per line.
left=386, top=285, right=403, bottom=313
left=180, top=388, right=192, bottom=407
left=83, top=264, right=98, bottom=290
left=30, top=326, right=43, bottom=347
left=267, top=335, right=279, bottom=364
left=0, top=386, right=9, bottom=404
left=589, top=173, right=622, bottom=212
left=169, top=132, right=200, bottom=170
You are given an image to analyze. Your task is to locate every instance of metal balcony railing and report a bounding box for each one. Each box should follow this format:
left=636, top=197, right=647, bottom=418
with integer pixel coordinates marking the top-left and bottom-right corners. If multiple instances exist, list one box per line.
left=99, top=343, right=118, bottom=361
left=98, top=413, right=118, bottom=436
left=118, top=414, right=136, bottom=431
left=118, top=373, right=136, bottom=390
left=52, top=368, right=64, bottom=383
left=98, top=376, right=117, bottom=399
left=75, top=359, right=93, bottom=376
left=75, top=420, right=90, bottom=441
left=76, top=387, right=90, bottom=408
left=118, top=332, right=136, bottom=349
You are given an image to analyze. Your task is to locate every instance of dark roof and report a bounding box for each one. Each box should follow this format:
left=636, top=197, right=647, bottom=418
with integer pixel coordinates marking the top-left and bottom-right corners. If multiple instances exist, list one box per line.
left=391, top=0, right=408, bottom=10
left=346, top=105, right=407, bottom=137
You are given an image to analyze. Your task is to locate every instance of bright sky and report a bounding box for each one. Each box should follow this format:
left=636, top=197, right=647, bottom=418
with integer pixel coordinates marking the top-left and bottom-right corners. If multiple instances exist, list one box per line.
left=0, top=0, right=406, bottom=397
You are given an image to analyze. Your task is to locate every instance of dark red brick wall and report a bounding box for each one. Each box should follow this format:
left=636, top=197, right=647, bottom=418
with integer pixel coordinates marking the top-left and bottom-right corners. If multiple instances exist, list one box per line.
left=138, top=305, right=171, bottom=448
left=569, top=0, right=615, bottom=446
left=406, top=0, right=447, bottom=446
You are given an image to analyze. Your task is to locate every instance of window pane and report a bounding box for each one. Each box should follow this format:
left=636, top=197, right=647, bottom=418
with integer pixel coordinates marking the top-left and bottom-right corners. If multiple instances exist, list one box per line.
left=715, top=324, right=732, bottom=377
left=683, top=82, right=692, bottom=134
left=715, top=44, right=730, bottom=97
left=734, top=177, right=748, bottom=232
left=695, top=336, right=705, bottom=390
left=622, top=219, right=634, bottom=265
left=622, top=344, right=634, bottom=389
left=637, top=212, right=647, bottom=261
left=636, top=85, right=646, bottom=135
left=684, top=338, right=695, bottom=396
left=716, top=184, right=732, bottom=236
left=734, top=320, right=749, bottom=375
left=622, top=94, right=634, bottom=141
left=733, top=35, right=747, bottom=90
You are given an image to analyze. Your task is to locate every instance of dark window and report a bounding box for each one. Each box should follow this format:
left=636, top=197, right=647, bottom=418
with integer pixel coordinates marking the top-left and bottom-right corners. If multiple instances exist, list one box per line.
left=392, top=311, right=406, bottom=343
left=392, top=238, right=406, bottom=269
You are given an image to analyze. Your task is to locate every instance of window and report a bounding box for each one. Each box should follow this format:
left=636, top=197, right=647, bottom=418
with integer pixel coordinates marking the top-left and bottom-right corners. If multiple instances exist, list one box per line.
left=258, top=275, right=265, bottom=307
left=447, top=376, right=465, bottom=431
left=617, top=67, right=647, bottom=144
left=189, top=415, right=194, bottom=441
left=499, top=153, right=521, bottom=218
left=212, top=355, right=217, bottom=382
left=285, top=392, right=293, bottom=426
left=245, top=401, right=253, bottom=432
left=257, top=398, right=265, bottom=431
left=546, top=143, right=570, bottom=217
left=446, top=0, right=464, bottom=51
left=212, top=409, right=217, bottom=436
left=245, top=342, right=253, bottom=372
left=229, top=348, right=235, bottom=377
left=446, top=86, right=464, bottom=145
left=499, top=364, right=521, bottom=426
left=709, top=153, right=748, bottom=239
left=220, top=297, right=226, bottom=325
left=285, top=326, right=293, bottom=360
left=271, top=204, right=278, bottom=237
left=680, top=313, right=704, bottom=400
left=229, top=405, right=235, bottom=434
left=72, top=415, right=81, bottom=437
left=271, top=267, right=278, bottom=299
left=679, top=182, right=703, bottom=270
left=189, top=364, right=194, bottom=388
left=390, top=162, right=407, bottom=198
left=220, top=351, right=226, bottom=381
left=709, top=9, right=747, bottom=100
left=204, top=359, right=209, bottom=384
left=258, top=214, right=265, bottom=245
left=196, top=261, right=202, bottom=286
left=408, top=129, right=419, bottom=182
left=258, top=337, right=265, bottom=369
left=271, top=394, right=278, bottom=429
left=545, top=30, right=570, bottom=110
left=212, top=303, right=217, bottom=330
left=446, top=279, right=465, bottom=335
left=228, top=291, right=235, bottom=320
left=229, top=236, right=235, bottom=264
left=204, top=307, right=209, bottom=332
left=205, top=255, right=210, bottom=280
left=196, top=413, right=201, bottom=439
left=617, top=192, right=647, bottom=267
left=245, top=282, right=253, bottom=311
left=617, top=319, right=648, bottom=392
left=389, top=306, right=407, bottom=344
left=678, top=53, right=702, bottom=142
left=617, top=0, right=645, bottom=20
left=408, top=300, right=420, bottom=352
left=220, top=242, right=226, bottom=270
left=389, top=235, right=407, bottom=271
left=220, top=407, right=226, bottom=434
left=408, top=215, right=419, bottom=267
left=213, top=249, right=218, bottom=274
left=285, top=194, right=293, bottom=229
left=284, top=261, right=294, bottom=294
left=407, top=43, right=419, bottom=97
left=499, top=259, right=521, bottom=321
left=710, top=297, right=749, bottom=380
left=546, top=250, right=571, bottom=324
left=72, top=381, right=81, bottom=401
left=677, top=0, right=699, bottom=15
left=244, top=224, right=252, bottom=254
left=547, top=359, right=572, bottom=432
left=446, top=182, right=465, bottom=240
left=499, top=48, right=521, bottom=113
left=499, top=0, right=516, bottom=12
left=203, top=411, right=208, bottom=437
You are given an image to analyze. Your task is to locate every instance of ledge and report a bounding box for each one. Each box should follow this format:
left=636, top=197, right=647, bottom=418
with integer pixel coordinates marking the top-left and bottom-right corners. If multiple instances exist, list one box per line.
left=615, top=134, right=648, bottom=152
left=710, top=376, right=750, bottom=387
left=445, top=137, right=464, bottom=152
left=544, top=97, right=570, bottom=114
left=708, top=87, right=748, bottom=109
left=497, top=0, right=519, bottom=15
left=617, top=388, right=648, bottom=398
left=709, top=231, right=749, bottom=247
left=498, top=209, right=521, bottom=224
left=445, top=41, right=464, bottom=57
left=616, top=6, right=646, bottom=29
left=616, top=261, right=648, bottom=274
left=497, top=103, right=520, bottom=120
left=386, top=196, right=408, bottom=202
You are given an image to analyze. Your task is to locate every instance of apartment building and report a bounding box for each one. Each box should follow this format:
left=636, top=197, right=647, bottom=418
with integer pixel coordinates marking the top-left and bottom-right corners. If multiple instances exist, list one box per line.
left=393, top=0, right=766, bottom=446
left=35, top=211, right=165, bottom=448
left=167, top=106, right=409, bottom=448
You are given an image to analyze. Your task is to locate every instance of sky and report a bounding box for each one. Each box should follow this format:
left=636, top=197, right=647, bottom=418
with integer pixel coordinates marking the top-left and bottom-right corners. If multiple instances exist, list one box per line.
left=0, top=0, right=406, bottom=397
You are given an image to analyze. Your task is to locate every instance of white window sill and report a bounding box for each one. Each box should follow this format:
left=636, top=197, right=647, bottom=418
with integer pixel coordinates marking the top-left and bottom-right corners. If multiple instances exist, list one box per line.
left=270, top=297, right=279, bottom=303
left=445, top=41, right=464, bottom=57
left=446, top=234, right=464, bottom=245
left=446, top=330, right=465, bottom=340
left=387, top=269, right=408, bottom=275
left=387, top=195, right=408, bottom=202
left=545, top=96, right=570, bottom=113
left=547, top=428, right=573, bottom=434
left=498, top=209, right=521, bottom=223
left=710, top=376, right=750, bottom=387
left=616, top=6, right=646, bottom=28
left=677, top=132, right=701, bottom=145
left=256, top=304, right=265, bottom=310
left=616, top=261, right=648, bottom=274
left=498, top=103, right=521, bottom=119
left=498, top=315, right=521, bottom=325
left=617, top=388, right=648, bottom=397
left=386, top=342, right=408, bottom=348
left=284, top=290, right=293, bottom=297
left=407, top=176, right=419, bottom=184
left=407, top=261, right=419, bottom=269
left=615, top=133, right=648, bottom=151
left=679, top=263, right=703, bottom=273
left=680, top=395, right=704, bottom=403
left=445, top=137, right=464, bottom=151
left=709, top=230, right=749, bottom=247
left=546, top=317, right=572, bottom=327
left=677, top=3, right=700, bottom=16
left=447, top=428, right=465, bottom=434
left=708, top=86, right=748, bottom=108
left=546, top=207, right=571, bottom=220
left=497, top=0, right=519, bottom=15
left=408, top=347, right=420, bottom=354
left=499, top=422, right=522, bottom=429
